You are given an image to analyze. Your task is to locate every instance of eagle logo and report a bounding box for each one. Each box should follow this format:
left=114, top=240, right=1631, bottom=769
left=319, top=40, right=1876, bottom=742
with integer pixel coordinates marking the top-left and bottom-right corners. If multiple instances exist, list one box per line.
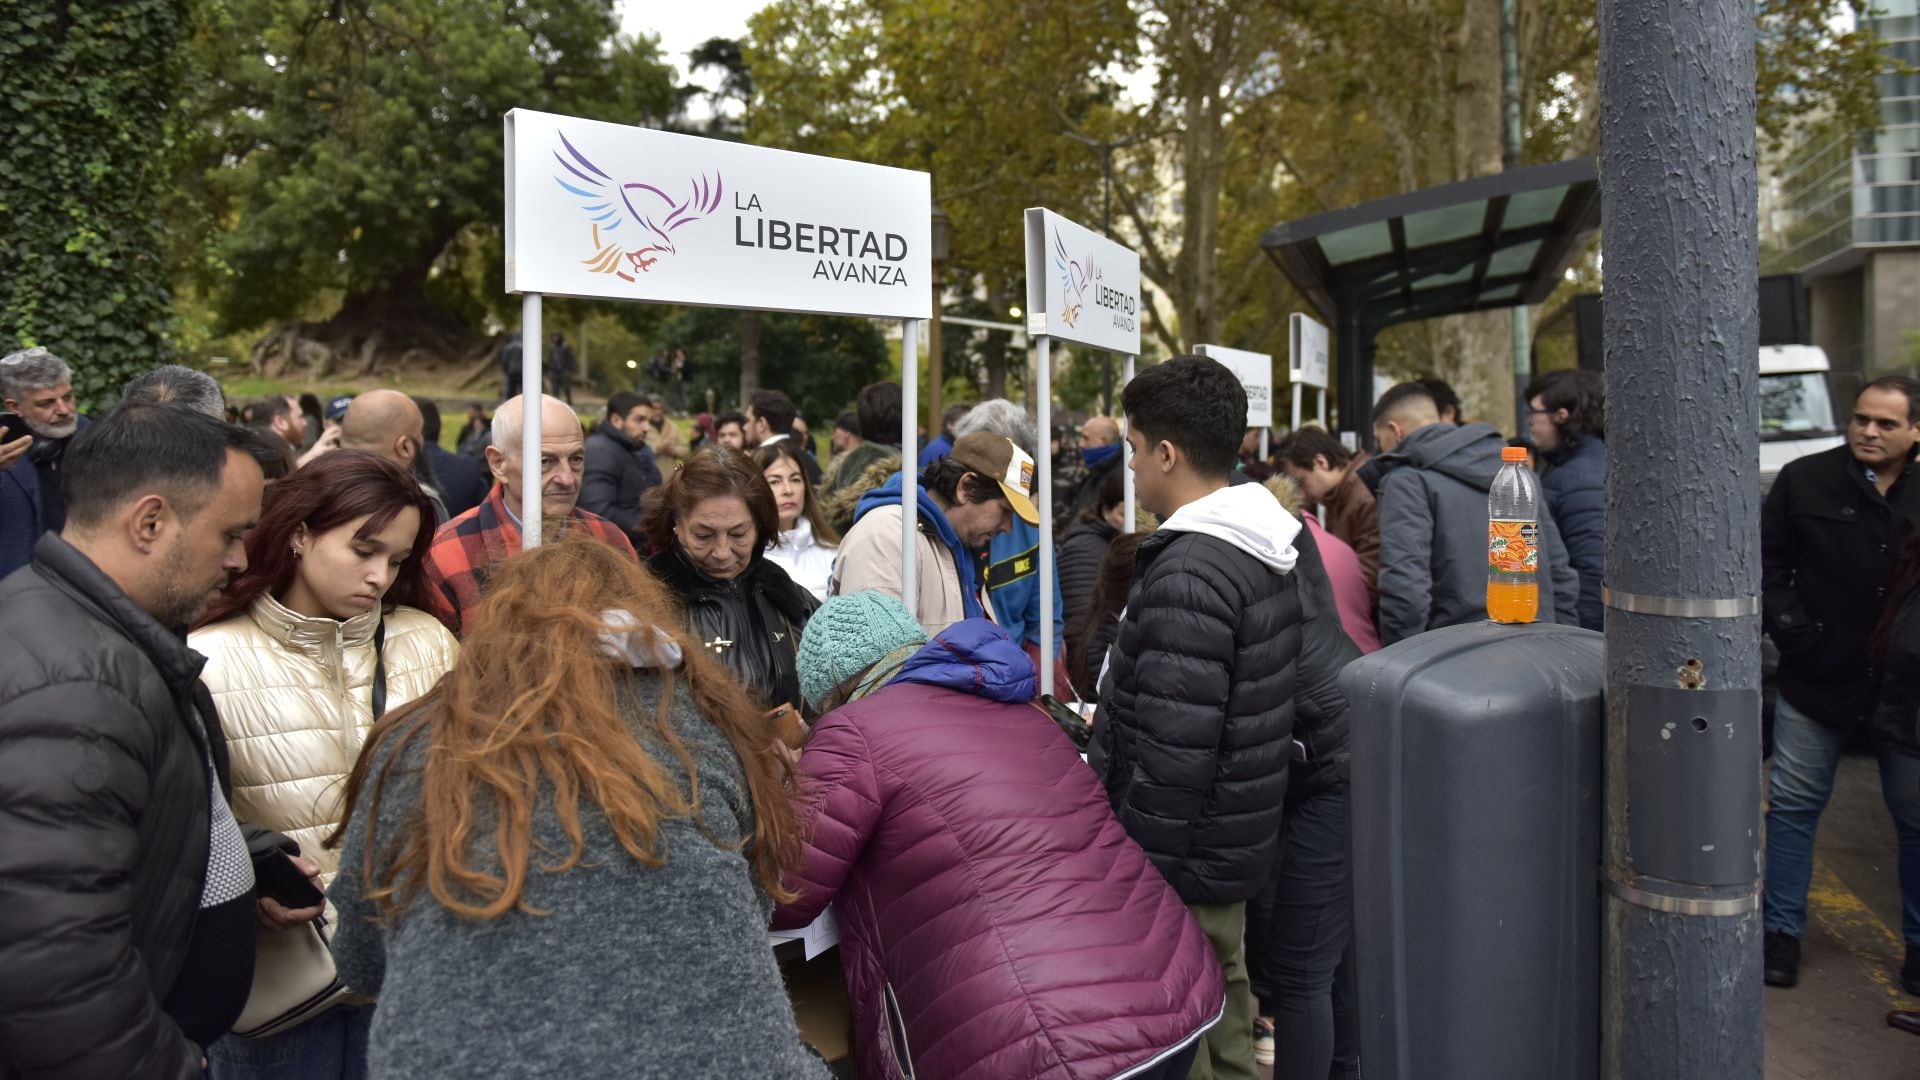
left=1053, top=229, right=1094, bottom=328
left=553, top=131, right=724, bottom=281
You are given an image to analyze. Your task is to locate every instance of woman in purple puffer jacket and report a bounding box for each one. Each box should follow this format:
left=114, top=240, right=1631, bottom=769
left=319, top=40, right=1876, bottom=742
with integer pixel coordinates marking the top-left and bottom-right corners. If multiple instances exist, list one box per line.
left=776, top=591, right=1224, bottom=1080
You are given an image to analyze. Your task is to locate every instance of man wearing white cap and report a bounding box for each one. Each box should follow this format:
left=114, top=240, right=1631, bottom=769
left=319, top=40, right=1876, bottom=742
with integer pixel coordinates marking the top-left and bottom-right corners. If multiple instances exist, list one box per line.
left=830, top=432, right=1038, bottom=638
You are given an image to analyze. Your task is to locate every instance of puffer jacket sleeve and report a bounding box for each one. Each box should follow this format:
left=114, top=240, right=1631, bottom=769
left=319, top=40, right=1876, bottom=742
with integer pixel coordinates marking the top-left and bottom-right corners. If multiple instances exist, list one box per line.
left=1057, top=525, right=1108, bottom=630
left=1543, top=454, right=1605, bottom=630
left=1375, top=472, right=1436, bottom=644
left=0, top=682, right=201, bottom=1080
left=770, top=712, right=883, bottom=931
left=1541, top=511, right=1581, bottom=628
left=1110, top=561, right=1239, bottom=869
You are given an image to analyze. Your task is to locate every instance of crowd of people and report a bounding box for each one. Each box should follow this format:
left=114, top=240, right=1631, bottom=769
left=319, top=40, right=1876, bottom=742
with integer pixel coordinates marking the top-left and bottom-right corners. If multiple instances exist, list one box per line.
left=3, top=337, right=1918, bottom=1078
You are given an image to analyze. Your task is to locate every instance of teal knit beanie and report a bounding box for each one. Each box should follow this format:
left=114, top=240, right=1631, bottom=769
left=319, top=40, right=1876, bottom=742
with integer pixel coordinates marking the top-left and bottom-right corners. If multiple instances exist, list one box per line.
left=798, top=591, right=929, bottom=712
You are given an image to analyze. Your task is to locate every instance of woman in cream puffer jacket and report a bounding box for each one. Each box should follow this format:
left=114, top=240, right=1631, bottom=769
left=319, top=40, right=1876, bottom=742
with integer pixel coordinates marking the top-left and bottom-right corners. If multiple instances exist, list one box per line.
left=193, top=452, right=459, bottom=883
left=194, top=597, right=456, bottom=881
left=190, top=450, right=458, bottom=1080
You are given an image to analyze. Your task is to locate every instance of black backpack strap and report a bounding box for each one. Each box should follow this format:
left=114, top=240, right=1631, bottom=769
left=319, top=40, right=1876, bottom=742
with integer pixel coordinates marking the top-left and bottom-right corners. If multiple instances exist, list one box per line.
left=371, top=618, right=389, bottom=719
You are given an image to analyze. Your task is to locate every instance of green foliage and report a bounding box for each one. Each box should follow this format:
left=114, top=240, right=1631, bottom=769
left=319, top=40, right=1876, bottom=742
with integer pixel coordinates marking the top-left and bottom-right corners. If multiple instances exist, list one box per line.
left=651, top=307, right=890, bottom=425
left=171, top=0, right=677, bottom=336
left=1, top=1, right=189, bottom=412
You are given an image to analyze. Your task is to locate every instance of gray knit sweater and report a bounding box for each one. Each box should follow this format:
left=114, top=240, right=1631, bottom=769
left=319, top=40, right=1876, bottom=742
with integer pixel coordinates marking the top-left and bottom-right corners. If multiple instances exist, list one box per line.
left=329, top=675, right=828, bottom=1078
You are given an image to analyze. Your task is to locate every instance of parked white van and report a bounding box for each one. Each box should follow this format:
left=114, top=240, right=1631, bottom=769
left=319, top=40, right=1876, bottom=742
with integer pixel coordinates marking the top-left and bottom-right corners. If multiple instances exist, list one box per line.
left=1760, top=344, right=1844, bottom=490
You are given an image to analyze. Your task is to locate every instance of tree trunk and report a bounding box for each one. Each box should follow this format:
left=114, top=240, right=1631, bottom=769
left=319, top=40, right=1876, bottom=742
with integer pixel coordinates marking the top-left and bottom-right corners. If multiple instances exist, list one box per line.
left=739, top=310, right=762, bottom=402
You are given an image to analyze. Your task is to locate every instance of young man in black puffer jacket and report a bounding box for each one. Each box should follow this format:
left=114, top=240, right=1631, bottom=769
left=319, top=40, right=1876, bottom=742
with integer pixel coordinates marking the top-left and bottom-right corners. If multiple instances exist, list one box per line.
left=1089, top=355, right=1302, bottom=1080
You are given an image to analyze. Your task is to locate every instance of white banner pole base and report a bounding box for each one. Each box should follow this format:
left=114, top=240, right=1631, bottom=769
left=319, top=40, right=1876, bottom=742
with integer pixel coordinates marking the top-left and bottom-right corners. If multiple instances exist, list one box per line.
left=900, top=319, right=920, bottom=619
left=521, top=292, right=544, bottom=548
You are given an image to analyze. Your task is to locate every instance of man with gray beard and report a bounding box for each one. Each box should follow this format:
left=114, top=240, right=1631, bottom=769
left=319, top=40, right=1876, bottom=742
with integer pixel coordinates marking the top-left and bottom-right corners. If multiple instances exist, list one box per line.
left=0, top=347, right=85, bottom=578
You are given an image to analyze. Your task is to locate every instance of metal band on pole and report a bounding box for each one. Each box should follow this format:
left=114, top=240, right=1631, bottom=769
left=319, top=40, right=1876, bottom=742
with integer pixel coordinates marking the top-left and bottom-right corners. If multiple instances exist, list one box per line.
left=900, top=319, right=920, bottom=619
left=1037, top=333, right=1054, bottom=698
left=520, top=292, right=544, bottom=548
left=1602, top=875, right=1759, bottom=918
left=1122, top=354, right=1136, bottom=533
left=1602, top=589, right=1759, bottom=618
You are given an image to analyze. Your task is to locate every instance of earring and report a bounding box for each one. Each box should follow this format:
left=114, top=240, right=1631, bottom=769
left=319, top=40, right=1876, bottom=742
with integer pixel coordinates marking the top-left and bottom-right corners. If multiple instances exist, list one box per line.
left=292, top=548, right=303, bottom=559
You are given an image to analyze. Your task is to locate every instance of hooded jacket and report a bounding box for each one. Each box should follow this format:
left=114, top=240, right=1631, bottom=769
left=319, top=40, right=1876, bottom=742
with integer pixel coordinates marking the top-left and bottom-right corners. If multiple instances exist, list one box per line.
left=834, top=474, right=979, bottom=637
left=1089, top=483, right=1303, bottom=904
left=1372, top=423, right=1582, bottom=644
left=190, top=597, right=459, bottom=883
left=1540, top=436, right=1605, bottom=631
left=774, top=620, right=1225, bottom=1080
left=648, top=547, right=817, bottom=713
left=984, top=515, right=1064, bottom=652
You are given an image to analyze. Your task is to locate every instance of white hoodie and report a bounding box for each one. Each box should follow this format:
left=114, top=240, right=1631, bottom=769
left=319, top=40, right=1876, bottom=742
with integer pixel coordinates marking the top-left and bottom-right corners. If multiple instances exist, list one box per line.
left=1157, top=481, right=1301, bottom=575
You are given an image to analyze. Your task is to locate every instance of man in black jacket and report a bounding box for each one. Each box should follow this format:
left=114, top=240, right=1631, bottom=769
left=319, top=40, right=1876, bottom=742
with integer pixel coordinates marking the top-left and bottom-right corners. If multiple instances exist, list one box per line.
left=1089, top=356, right=1302, bottom=1080
left=0, top=405, right=316, bottom=1078
left=1762, top=375, right=1920, bottom=993
left=581, top=392, right=663, bottom=551
left=414, top=396, right=491, bottom=518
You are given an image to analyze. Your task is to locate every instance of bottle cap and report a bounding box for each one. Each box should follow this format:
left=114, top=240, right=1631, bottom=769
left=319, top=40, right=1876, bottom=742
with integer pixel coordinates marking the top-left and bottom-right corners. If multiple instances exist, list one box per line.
left=1501, top=446, right=1529, bottom=463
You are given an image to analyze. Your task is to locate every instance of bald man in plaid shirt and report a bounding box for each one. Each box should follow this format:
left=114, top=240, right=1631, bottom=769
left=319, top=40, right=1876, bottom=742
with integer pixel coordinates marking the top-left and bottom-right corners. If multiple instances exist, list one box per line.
left=423, top=394, right=634, bottom=636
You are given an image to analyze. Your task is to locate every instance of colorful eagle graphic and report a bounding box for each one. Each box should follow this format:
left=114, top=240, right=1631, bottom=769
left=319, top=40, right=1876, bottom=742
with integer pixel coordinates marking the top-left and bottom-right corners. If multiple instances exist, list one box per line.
left=553, top=131, right=724, bottom=280
left=1053, top=229, right=1094, bottom=328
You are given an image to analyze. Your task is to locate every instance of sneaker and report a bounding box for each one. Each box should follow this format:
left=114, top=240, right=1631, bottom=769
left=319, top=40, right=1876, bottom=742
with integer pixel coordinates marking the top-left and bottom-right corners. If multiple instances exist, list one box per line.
left=1253, top=1017, right=1275, bottom=1067
left=1904, top=945, right=1920, bottom=997
left=1764, top=931, right=1800, bottom=988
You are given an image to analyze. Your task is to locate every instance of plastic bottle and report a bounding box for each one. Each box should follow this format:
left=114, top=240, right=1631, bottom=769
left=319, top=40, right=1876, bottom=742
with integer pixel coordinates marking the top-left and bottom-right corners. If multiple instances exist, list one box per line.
left=1487, top=445, right=1540, bottom=624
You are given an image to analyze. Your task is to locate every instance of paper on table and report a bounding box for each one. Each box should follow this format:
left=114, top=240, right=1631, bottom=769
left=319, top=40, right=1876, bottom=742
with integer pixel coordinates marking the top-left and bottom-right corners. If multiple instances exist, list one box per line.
left=768, top=905, right=839, bottom=959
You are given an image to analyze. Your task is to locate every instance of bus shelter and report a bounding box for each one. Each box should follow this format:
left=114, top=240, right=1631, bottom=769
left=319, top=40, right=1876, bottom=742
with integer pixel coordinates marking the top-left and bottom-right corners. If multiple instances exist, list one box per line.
left=1259, top=157, right=1600, bottom=440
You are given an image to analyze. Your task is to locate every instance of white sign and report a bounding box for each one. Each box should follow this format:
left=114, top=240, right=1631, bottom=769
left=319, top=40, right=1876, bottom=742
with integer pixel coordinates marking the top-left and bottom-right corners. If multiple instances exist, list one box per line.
left=1196, top=345, right=1274, bottom=428
left=1022, top=208, right=1141, bottom=354
left=504, top=109, right=931, bottom=319
left=1289, top=313, right=1330, bottom=390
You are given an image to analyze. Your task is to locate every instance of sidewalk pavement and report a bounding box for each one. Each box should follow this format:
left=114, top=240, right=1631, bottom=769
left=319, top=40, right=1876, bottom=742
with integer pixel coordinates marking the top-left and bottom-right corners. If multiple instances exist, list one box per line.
left=1765, top=754, right=1916, bottom=1078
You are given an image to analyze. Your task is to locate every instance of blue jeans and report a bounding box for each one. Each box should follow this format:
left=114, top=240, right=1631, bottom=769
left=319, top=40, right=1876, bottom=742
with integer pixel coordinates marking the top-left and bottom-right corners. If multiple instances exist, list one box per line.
left=207, top=1003, right=372, bottom=1080
left=1764, top=696, right=1920, bottom=946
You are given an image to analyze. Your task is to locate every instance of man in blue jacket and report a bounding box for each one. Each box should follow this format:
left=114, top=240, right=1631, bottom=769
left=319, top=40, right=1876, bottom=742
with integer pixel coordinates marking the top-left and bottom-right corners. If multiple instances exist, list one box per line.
left=1525, top=370, right=1605, bottom=631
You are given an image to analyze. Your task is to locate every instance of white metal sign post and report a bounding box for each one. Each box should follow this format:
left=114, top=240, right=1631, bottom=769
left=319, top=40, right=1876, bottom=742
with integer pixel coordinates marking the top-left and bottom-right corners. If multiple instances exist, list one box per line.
left=505, top=109, right=932, bottom=609
left=1288, top=312, right=1332, bottom=431
left=1196, top=344, right=1275, bottom=458
left=1024, top=208, right=1142, bottom=698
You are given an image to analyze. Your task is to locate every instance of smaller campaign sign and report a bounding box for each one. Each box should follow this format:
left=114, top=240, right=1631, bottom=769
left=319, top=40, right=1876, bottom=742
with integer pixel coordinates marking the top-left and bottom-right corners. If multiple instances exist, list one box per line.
left=1023, top=208, right=1142, bottom=355
left=1196, top=344, right=1273, bottom=428
left=505, top=109, right=930, bottom=319
left=1289, top=312, right=1331, bottom=390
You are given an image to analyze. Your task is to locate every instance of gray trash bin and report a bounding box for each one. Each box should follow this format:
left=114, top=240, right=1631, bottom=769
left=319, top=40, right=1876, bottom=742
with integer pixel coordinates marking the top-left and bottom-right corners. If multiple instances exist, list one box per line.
left=1339, top=621, right=1604, bottom=1080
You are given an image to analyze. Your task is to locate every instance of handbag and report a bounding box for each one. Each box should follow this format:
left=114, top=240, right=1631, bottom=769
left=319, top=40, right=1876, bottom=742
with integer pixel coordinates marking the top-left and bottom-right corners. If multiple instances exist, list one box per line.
left=231, top=621, right=389, bottom=1038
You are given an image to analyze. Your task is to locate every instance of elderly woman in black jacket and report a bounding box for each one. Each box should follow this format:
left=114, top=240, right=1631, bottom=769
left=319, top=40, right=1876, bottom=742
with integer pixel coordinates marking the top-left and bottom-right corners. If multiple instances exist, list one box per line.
left=640, top=448, right=818, bottom=717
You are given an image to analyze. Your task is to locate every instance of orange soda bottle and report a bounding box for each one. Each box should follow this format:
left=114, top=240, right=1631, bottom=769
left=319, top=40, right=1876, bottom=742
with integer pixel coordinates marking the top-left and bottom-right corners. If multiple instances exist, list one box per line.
left=1487, top=445, right=1540, bottom=624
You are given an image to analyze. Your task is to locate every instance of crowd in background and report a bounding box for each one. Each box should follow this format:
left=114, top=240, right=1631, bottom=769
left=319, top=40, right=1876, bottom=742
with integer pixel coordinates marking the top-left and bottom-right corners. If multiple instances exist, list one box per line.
left=4, top=339, right=1919, bottom=1078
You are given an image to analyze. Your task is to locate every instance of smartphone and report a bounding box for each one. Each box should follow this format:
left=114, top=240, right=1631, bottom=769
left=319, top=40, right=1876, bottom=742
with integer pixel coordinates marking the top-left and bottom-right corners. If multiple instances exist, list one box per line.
left=254, top=851, right=325, bottom=909
left=0, top=413, right=30, bottom=445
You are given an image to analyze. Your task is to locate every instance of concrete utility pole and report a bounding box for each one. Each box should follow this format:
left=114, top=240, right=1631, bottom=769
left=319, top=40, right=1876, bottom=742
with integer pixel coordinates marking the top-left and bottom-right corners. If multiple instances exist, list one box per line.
left=1500, top=0, right=1531, bottom=436
left=1598, top=2, right=1763, bottom=1078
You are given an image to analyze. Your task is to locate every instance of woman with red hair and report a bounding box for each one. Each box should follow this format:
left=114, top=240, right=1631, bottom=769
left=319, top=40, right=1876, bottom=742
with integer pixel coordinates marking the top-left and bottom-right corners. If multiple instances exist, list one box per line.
left=190, top=449, right=459, bottom=1079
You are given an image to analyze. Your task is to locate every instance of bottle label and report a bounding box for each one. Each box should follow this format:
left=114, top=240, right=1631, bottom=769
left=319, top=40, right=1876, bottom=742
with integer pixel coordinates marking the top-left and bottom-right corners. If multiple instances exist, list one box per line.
left=1489, top=520, right=1539, bottom=574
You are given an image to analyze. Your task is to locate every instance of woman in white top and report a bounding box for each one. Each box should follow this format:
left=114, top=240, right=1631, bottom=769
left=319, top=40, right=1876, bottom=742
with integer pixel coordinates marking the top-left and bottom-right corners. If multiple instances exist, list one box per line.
left=754, top=439, right=838, bottom=602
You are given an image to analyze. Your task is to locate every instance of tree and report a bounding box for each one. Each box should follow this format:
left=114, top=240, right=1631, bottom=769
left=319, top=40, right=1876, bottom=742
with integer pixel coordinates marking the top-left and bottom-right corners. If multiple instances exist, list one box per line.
left=170, top=0, right=675, bottom=378
left=652, top=307, right=890, bottom=426
left=2, top=1, right=190, bottom=411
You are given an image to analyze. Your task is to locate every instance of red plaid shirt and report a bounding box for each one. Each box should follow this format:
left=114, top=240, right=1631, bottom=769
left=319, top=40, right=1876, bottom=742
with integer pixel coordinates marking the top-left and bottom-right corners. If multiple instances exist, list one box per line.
left=422, top=486, right=636, bottom=636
